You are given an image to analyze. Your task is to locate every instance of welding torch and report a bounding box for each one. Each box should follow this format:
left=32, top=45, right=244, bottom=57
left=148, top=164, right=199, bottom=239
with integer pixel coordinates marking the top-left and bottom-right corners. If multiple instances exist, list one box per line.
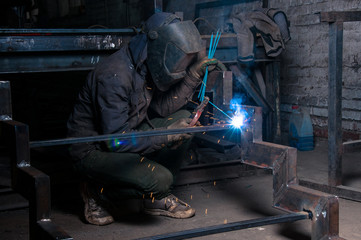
left=189, top=96, right=209, bottom=127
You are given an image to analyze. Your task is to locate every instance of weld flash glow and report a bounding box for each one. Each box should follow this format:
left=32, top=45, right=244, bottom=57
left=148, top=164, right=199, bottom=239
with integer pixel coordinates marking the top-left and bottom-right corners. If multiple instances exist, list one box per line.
left=231, top=113, right=245, bottom=129
left=229, top=95, right=247, bottom=129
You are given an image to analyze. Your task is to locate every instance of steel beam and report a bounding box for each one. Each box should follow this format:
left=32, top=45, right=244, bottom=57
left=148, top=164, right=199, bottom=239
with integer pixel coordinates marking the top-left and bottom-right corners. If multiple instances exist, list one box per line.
left=321, top=11, right=361, bottom=23
left=0, top=28, right=137, bottom=34
left=0, top=33, right=134, bottom=52
left=1, top=120, right=72, bottom=240
left=0, top=28, right=135, bottom=73
left=0, top=81, right=12, bottom=120
left=328, top=21, right=343, bottom=187
left=300, top=179, right=361, bottom=203
left=136, top=213, right=309, bottom=240
left=0, top=52, right=118, bottom=74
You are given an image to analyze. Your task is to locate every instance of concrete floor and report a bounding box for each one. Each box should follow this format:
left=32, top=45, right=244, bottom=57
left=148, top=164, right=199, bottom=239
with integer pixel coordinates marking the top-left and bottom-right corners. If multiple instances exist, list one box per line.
left=1, top=140, right=361, bottom=240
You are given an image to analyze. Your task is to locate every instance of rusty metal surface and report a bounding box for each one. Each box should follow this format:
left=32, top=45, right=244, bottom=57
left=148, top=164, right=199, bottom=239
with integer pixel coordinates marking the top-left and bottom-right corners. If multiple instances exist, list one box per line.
left=321, top=11, right=361, bottom=23
left=300, top=179, right=361, bottom=202
left=240, top=115, right=344, bottom=239
left=274, top=185, right=341, bottom=240
left=0, top=28, right=134, bottom=73
left=1, top=120, right=72, bottom=240
left=0, top=34, right=131, bottom=52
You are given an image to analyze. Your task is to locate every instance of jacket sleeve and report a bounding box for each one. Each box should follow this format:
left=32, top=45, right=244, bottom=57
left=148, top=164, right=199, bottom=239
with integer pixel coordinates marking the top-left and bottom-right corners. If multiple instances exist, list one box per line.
left=150, top=72, right=201, bottom=117
left=95, top=71, right=168, bottom=154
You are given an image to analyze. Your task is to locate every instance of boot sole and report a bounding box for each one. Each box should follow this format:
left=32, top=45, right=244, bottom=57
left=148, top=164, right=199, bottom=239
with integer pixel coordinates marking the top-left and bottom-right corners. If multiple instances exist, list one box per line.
left=143, top=208, right=195, bottom=219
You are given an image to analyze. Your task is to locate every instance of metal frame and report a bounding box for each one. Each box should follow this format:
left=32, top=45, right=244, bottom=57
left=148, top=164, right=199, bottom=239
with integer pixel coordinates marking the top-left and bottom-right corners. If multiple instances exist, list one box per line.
left=1, top=104, right=345, bottom=239
left=195, top=0, right=268, bottom=21
left=0, top=81, right=12, bottom=120
left=299, top=11, right=361, bottom=202
left=240, top=107, right=343, bottom=240
left=1, top=120, right=72, bottom=240
left=0, top=28, right=136, bottom=73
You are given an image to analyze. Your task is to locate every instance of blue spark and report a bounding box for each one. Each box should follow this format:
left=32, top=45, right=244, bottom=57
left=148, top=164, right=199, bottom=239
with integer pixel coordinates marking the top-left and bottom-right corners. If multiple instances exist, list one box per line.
left=108, top=138, right=128, bottom=151
left=229, top=95, right=248, bottom=129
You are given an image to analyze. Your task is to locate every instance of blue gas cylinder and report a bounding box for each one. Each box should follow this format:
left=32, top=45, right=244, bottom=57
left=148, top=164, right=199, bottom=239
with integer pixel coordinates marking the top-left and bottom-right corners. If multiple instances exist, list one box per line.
left=289, top=105, right=314, bottom=151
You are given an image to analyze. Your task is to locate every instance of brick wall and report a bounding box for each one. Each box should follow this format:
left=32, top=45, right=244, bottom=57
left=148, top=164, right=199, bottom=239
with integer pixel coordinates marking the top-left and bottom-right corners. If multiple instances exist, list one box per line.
left=166, top=0, right=262, bottom=34
left=167, top=0, right=361, bottom=141
left=269, top=0, right=361, bottom=141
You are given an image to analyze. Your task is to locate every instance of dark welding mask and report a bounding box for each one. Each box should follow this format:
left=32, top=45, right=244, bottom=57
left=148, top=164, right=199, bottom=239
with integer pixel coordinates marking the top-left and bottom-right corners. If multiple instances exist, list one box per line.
left=147, top=16, right=203, bottom=92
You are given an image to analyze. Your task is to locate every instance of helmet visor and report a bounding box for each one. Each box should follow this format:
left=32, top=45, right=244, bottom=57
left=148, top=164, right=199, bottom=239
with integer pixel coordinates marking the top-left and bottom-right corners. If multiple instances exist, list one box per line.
left=147, top=20, right=203, bottom=91
left=164, top=43, right=197, bottom=74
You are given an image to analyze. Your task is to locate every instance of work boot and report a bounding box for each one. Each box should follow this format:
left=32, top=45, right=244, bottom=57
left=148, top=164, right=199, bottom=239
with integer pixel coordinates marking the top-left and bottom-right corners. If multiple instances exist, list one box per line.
left=80, top=182, right=114, bottom=226
left=143, top=194, right=195, bottom=219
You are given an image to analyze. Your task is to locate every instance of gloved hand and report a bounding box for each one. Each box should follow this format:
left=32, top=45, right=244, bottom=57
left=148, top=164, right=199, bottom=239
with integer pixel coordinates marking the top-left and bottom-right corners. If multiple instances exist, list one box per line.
left=167, top=118, right=193, bottom=143
left=188, top=57, right=227, bottom=79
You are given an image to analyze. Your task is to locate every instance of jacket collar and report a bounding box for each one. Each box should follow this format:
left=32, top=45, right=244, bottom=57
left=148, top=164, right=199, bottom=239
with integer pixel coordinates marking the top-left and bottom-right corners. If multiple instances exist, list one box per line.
left=128, top=34, right=148, bottom=68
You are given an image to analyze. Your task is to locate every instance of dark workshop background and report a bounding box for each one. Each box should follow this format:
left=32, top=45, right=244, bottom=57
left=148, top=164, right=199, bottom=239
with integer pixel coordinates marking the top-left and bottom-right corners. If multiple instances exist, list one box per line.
left=1, top=0, right=361, bottom=142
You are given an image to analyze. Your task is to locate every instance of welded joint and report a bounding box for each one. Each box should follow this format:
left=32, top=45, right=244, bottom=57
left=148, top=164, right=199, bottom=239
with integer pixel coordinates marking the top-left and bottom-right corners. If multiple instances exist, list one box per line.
left=247, top=140, right=343, bottom=239
left=17, top=160, right=31, bottom=168
left=272, top=151, right=288, bottom=201
left=312, top=195, right=342, bottom=240
left=272, top=145, right=298, bottom=204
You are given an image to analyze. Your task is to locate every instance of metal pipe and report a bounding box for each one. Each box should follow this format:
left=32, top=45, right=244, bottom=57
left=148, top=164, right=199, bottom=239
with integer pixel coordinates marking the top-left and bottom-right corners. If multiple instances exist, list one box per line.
left=30, top=124, right=233, bottom=148
left=0, top=28, right=138, bottom=34
left=136, top=213, right=309, bottom=240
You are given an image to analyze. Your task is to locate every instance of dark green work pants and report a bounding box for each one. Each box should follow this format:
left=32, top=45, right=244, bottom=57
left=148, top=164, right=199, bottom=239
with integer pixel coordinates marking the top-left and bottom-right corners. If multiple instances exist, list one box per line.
left=74, top=110, right=191, bottom=202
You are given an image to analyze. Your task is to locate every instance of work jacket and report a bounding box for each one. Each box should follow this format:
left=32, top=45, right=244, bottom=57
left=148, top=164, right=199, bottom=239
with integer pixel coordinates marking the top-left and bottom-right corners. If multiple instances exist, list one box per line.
left=67, top=36, right=200, bottom=161
left=231, top=8, right=290, bottom=62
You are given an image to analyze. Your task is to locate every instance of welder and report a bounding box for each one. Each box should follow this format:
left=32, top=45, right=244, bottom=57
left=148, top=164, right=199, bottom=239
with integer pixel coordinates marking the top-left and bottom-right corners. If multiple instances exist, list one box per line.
left=67, top=12, right=226, bottom=226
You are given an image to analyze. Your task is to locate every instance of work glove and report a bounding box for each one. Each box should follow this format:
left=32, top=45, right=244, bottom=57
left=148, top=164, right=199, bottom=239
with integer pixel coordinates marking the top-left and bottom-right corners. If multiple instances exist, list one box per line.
left=167, top=118, right=193, bottom=148
left=188, top=57, right=227, bottom=79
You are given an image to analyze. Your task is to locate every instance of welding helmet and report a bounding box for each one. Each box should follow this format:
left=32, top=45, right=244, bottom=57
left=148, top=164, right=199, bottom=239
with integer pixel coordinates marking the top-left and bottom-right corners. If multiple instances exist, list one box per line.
left=146, top=13, right=203, bottom=91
